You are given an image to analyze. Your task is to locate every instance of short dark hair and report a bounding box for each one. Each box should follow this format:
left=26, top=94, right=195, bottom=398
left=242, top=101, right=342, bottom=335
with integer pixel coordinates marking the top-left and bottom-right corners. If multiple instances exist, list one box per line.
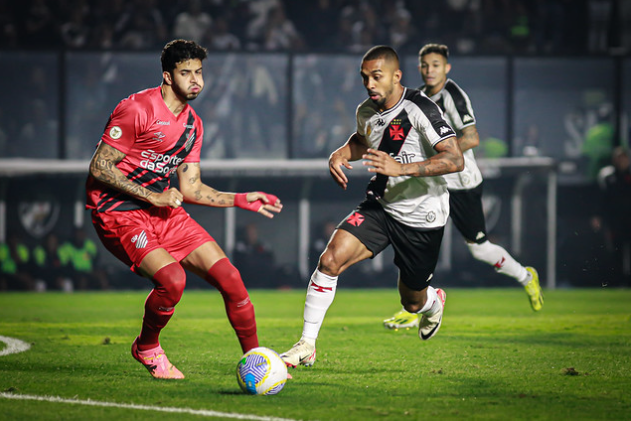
left=419, top=43, right=449, bottom=60
left=362, top=45, right=400, bottom=67
left=161, top=39, right=208, bottom=73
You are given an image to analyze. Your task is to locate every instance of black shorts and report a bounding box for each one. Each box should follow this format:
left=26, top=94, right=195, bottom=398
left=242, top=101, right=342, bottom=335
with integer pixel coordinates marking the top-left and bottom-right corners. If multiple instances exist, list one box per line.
left=449, top=183, right=487, bottom=244
left=337, top=199, right=444, bottom=291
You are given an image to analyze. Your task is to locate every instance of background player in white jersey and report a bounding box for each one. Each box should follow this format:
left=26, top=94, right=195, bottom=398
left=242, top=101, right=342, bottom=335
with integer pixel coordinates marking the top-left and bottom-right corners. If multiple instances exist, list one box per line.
left=280, top=45, right=464, bottom=368
left=383, top=43, right=544, bottom=331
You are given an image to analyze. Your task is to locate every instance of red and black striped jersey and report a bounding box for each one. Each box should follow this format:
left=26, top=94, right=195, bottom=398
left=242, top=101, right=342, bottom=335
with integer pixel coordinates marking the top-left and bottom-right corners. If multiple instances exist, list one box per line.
left=86, top=87, right=203, bottom=213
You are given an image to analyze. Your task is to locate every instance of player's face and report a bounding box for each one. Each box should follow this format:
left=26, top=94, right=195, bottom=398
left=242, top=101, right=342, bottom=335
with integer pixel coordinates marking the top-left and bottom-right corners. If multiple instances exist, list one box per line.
left=360, top=58, right=402, bottom=111
left=170, top=59, right=204, bottom=101
left=419, top=52, right=450, bottom=94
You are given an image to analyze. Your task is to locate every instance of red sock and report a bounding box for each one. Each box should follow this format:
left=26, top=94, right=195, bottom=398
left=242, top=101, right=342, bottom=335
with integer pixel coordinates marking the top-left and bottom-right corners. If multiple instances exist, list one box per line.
left=138, top=262, right=186, bottom=351
left=206, top=258, right=258, bottom=353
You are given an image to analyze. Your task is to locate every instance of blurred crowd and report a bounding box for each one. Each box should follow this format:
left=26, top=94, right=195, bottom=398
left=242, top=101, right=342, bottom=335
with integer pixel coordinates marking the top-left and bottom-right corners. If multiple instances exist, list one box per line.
left=1, top=0, right=629, bottom=55
left=0, top=228, right=109, bottom=292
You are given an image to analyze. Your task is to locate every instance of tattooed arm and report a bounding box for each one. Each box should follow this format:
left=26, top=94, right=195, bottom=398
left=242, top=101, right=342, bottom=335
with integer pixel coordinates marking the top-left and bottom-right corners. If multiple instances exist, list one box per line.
left=457, top=125, right=480, bottom=153
left=177, top=163, right=283, bottom=217
left=362, top=135, right=464, bottom=177
left=89, top=142, right=183, bottom=208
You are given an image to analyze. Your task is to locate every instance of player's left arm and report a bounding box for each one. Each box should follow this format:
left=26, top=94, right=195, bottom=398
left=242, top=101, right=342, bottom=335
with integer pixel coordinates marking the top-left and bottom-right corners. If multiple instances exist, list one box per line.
left=177, top=162, right=283, bottom=218
left=363, top=135, right=463, bottom=177
left=458, top=125, right=480, bottom=153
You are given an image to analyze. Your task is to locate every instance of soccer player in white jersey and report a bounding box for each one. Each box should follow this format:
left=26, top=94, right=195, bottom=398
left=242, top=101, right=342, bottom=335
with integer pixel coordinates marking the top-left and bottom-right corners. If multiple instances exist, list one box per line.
left=280, top=45, right=464, bottom=368
left=383, top=43, right=544, bottom=331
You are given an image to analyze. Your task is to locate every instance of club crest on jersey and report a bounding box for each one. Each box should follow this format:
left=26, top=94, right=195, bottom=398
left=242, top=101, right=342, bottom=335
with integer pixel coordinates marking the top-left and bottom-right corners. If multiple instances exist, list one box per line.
left=389, top=119, right=406, bottom=141
left=109, top=126, right=122, bottom=139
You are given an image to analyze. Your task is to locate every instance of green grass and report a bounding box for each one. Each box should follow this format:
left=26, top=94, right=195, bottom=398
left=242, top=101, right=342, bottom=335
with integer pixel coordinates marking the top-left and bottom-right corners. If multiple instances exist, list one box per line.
left=0, top=288, right=630, bottom=420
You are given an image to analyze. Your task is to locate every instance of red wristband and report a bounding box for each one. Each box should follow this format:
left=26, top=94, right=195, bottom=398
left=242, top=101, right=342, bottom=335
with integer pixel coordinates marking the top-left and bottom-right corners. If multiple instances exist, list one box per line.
left=234, top=192, right=278, bottom=212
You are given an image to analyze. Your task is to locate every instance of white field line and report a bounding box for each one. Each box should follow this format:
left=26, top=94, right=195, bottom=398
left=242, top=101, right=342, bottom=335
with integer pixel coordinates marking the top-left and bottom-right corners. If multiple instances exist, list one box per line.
left=0, top=393, right=300, bottom=421
left=0, top=335, right=31, bottom=356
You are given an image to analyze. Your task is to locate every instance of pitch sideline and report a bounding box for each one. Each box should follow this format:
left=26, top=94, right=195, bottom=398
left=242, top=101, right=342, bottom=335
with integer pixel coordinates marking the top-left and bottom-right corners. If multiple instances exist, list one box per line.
left=0, top=392, right=298, bottom=421
left=0, top=335, right=31, bottom=356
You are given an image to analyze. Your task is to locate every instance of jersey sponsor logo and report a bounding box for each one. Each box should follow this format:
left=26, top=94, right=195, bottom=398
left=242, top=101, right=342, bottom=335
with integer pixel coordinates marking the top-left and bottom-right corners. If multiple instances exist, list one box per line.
left=439, top=126, right=451, bottom=135
left=310, top=281, right=333, bottom=293
left=346, top=212, right=365, bottom=227
left=426, top=211, right=436, bottom=223
left=183, top=123, right=194, bottom=129
left=463, top=114, right=473, bottom=123
left=494, top=256, right=505, bottom=269
left=109, top=126, right=122, bottom=139
left=156, top=119, right=170, bottom=126
left=393, top=151, right=416, bottom=164
left=139, top=149, right=183, bottom=174
left=131, top=230, right=148, bottom=249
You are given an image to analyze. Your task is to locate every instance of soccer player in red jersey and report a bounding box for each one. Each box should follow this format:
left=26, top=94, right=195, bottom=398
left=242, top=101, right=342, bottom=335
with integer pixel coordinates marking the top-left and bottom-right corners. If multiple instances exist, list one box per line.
left=86, top=39, right=283, bottom=379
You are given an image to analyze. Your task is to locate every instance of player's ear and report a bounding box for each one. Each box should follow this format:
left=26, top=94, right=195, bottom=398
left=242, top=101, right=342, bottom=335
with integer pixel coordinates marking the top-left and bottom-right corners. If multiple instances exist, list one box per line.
left=445, top=63, right=452, bottom=75
left=394, top=69, right=402, bottom=84
left=163, top=70, right=173, bottom=86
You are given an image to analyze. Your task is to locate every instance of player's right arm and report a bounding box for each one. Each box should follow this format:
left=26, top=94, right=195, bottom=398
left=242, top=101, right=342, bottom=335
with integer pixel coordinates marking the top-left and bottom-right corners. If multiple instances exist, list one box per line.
left=89, top=141, right=182, bottom=208
left=329, top=132, right=369, bottom=190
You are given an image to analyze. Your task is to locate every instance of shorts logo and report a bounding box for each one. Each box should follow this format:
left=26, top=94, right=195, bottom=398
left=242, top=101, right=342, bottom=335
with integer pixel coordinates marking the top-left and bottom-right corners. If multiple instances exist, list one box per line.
left=426, top=211, right=436, bottom=223
left=131, top=230, right=148, bottom=249
left=346, top=212, right=365, bottom=227
left=426, top=273, right=433, bottom=283
left=475, top=231, right=485, bottom=241
left=109, top=126, right=122, bottom=139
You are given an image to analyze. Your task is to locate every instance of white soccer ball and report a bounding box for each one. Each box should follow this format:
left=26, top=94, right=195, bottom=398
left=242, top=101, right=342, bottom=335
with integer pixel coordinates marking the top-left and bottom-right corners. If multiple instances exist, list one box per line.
left=236, top=346, right=287, bottom=395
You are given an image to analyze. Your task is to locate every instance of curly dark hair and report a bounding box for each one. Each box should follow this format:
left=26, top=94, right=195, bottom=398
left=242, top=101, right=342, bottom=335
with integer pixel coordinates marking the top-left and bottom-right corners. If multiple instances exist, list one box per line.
left=161, top=39, right=208, bottom=73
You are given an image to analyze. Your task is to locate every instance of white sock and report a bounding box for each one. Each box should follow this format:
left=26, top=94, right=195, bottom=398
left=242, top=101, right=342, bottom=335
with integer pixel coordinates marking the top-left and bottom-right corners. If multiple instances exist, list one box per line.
left=302, top=269, right=338, bottom=343
left=417, top=286, right=440, bottom=316
left=467, top=241, right=529, bottom=285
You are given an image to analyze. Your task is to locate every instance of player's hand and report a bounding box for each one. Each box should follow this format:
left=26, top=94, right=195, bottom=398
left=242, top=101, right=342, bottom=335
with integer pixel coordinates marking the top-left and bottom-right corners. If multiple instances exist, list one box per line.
left=362, top=149, right=403, bottom=177
left=149, top=187, right=184, bottom=208
left=234, top=192, right=283, bottom=219
left=329, top=152, right=353, bottom=190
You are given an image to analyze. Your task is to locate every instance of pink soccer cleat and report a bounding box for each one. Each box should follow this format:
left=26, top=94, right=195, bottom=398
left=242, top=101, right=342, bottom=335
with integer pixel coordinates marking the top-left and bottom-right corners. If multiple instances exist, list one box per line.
left=131, top=337, right=185, bottom=379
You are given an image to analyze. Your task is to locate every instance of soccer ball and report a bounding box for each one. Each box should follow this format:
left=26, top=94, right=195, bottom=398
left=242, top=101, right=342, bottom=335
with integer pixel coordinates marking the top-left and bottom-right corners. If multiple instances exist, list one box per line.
left=236, top=347, right=287, bottom=395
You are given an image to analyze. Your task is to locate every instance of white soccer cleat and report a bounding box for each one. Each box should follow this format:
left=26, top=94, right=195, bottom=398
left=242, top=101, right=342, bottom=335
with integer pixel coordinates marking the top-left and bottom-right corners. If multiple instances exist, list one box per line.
left=418, top=288, right=446, bottom=341
left=279, top=340, right=316, bottom=368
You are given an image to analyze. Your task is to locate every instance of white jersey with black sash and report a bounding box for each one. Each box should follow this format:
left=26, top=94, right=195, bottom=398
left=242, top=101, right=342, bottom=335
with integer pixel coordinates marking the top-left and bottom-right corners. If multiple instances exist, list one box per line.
left=356, top=87, right=456, bottom=229
left=421, top=78, right=482, bottom=191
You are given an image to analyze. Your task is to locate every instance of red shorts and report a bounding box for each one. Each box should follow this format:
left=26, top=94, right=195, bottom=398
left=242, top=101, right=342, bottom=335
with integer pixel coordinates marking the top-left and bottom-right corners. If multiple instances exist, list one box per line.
left=91, top=206, right=214, bottom=272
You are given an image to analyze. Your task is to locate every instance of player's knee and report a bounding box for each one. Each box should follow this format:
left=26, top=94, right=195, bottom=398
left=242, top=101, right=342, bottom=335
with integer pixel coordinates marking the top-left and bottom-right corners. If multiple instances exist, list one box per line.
left=209, top=259, right=249, bottom=303
left=153, top=262, right=186, bottom=306
left=317, top=250, right=344, bottom=276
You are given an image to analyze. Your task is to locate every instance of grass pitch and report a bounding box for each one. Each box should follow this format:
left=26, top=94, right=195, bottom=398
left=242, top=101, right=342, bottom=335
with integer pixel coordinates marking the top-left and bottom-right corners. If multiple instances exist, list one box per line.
left=0, top=288, right=630, bottom=420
